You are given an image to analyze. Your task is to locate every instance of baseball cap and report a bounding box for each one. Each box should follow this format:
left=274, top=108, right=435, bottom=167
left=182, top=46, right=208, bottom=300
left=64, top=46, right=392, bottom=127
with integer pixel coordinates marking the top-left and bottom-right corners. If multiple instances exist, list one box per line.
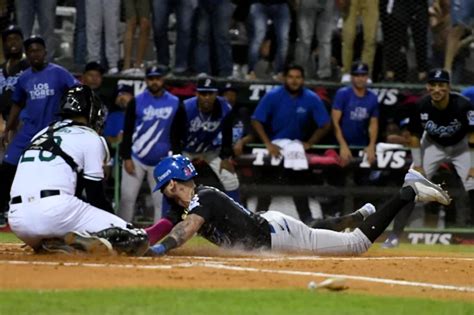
left=221, top=82, right=238, bottom=93
left=196, top=76, right=218, bottom=92
left=427, top=68, right=450, bottom=83
left=116, top=83, right=134, bottom=96
left=146, top=66, right=164, bottom=78
left=2, top=25, right=23, bottom=42
left=84, top=61, right=105, bottom=75
left=23, top=35, right=45, bottom=49
left=351, top=62, right=369, bottom=75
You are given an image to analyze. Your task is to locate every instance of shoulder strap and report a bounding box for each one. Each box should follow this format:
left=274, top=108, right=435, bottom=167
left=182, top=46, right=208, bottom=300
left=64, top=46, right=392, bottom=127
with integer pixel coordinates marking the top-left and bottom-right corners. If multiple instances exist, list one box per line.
left=26, top=121, right=81, bottom=174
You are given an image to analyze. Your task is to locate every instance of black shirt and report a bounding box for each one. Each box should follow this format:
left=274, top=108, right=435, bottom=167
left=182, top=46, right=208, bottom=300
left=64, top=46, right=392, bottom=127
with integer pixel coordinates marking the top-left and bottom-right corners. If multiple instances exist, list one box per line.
left=0, top=58, right=29, bottom=118
left=408, top=93, right=474, bottom=146
left=166, top=186, right=272, bottom=249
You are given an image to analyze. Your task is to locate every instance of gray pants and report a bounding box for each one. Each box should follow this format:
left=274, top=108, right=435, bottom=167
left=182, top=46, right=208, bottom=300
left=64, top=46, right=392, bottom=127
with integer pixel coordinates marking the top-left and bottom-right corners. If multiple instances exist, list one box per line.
left=294, top=0, right=335, bottom=78
left=421, top=134, right=474, bottom=191
left=85, top=0, right=120, bottom=68
left=119, top=157, right=163, bottom=223
left=261, top=211, right=371, bottom=254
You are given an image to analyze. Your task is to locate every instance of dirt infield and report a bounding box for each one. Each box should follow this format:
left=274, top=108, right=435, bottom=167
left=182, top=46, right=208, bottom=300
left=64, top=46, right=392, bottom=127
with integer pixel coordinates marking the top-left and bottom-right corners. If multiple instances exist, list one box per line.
left=0, top=243, right=473, bottom=301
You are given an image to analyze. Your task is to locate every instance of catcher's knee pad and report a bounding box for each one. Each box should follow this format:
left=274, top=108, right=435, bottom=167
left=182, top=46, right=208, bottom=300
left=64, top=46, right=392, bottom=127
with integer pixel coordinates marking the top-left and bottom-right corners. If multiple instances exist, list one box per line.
left=93, top=227, right=149, bottom=256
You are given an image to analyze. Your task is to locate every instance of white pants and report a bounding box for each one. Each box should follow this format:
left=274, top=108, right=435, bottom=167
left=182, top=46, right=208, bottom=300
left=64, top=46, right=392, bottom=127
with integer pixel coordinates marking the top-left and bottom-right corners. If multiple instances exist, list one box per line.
left=421, top=134, right=474, bottom=191
left=184, top=151, right=239, bottom=191
left=260, top=211, right=372, bottom=255
left=8, top=194, right=128, bottom=249
left=119, top=157, right=163, bottom=222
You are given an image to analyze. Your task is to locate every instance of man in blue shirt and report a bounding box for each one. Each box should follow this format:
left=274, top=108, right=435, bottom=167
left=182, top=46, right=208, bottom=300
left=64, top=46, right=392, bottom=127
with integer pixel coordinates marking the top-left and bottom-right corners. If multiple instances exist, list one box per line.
left=103, top=84, right=134, bottom=144
left=332, top=62, right=379, bottom=166
left=251, top=64, right=331, bottom=225
left=0, top=35, right=77, bottom=227
left=119, top=67, right=181, bottom=223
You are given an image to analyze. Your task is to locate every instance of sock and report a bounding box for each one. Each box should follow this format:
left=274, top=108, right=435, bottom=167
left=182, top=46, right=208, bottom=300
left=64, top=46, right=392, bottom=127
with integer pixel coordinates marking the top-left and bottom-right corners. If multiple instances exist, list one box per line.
left=392, top=202, right=416, bottom=237
left=293, top=196, right=313, bottom=223
left=310, top=212, right=363, bottom=231
left=225, top=189, right=240, bottom=203
left=358, top=186, right=416, bottom=243
left=145, top=218, right=174, bottom=245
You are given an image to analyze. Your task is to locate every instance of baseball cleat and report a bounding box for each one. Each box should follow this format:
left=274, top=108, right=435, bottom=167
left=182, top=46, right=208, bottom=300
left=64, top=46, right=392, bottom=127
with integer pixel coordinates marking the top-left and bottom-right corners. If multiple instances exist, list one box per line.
left=39, top=238, right=78, bottom=254
left=403, top=169, right=452, bottom=205
left=64, top=231, right=114, bottom=255
left=381, top=234, right=399, bottom=249
left=355, top=203, right=376, bottom=219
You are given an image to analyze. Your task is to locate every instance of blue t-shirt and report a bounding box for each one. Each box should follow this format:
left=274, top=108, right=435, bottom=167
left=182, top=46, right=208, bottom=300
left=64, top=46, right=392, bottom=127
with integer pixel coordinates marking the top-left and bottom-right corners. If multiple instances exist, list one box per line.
left=332, top=86, right=379, bottom=146
left=252, top=86, right=330, bottom=141
left=132, top=90, right=180, bottom=166
left=462, top=87, right=474, bottom=105
left=12, top=63, right=77, bottom=134
left=183, top=96, right=232, bottom=153
left=103, top=111, right=125, bottom=138
left=4, top=63, right=77, bottom=165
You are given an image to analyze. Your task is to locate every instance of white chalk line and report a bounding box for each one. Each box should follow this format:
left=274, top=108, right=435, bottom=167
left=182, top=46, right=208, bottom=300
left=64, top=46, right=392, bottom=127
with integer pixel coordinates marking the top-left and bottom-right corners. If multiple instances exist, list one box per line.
left=159, top=255, right=474, bottom=262
left=0, top=259, right=473, bottom=293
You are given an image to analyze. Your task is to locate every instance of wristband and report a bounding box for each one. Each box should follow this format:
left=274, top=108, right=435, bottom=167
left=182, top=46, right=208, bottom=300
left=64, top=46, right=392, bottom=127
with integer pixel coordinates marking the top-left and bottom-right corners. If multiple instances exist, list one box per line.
left=411, top=148, right=422, bottom=167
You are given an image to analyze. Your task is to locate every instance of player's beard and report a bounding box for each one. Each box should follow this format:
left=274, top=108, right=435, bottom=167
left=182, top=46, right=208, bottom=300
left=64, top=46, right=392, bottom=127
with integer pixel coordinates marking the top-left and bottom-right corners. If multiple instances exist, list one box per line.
left=148, top=84, right=163, bottom=95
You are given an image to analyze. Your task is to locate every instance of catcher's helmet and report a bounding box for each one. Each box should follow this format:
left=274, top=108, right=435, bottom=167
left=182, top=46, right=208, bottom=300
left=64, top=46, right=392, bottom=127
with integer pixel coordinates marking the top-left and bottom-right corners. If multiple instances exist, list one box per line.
left=59, top=85, right=107, bottom=131
left=153, top=155, right=198, bottom=192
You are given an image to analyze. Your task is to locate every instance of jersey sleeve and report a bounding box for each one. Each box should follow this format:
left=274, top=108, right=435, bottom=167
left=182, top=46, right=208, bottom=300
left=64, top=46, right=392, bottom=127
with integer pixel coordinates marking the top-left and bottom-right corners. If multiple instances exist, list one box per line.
left=332, top=88, right=346, bottom=111
left=312, top=95, right=331, bottom=127
left=11, top=76, right=26, bottom=104
left=62, top=68, right=79, bottom=88
left=187, top=190, right=213, bottom=221
left=82, top=134, right=106, bottom=181
left=251, top=92, right=273, bottom=123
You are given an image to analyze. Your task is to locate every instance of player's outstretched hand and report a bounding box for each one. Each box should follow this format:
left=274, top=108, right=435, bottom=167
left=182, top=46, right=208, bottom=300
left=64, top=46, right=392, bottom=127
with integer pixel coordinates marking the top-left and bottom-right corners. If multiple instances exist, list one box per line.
left=124, top=159, right=135, bottom=175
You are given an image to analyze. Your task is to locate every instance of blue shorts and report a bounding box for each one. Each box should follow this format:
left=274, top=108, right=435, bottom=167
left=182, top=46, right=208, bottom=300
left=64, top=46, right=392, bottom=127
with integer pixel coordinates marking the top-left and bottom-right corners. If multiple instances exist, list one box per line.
left=451, top=0, right=474, bottom=26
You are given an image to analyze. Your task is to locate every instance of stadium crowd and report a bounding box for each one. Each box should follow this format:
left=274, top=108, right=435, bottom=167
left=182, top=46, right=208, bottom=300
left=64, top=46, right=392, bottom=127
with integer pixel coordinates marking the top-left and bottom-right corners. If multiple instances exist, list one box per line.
left=0, top=0, right=473, bottom=249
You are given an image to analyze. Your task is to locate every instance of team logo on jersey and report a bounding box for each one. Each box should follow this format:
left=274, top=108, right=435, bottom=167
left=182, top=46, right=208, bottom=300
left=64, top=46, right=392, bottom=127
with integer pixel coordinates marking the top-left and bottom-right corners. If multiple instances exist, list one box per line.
left=189, top=195, right=200, bottom=211
left=29, top=83, right=55, bottom=100
left=425, top=119, right=462, bottom=138
left=350, top=107, right=369, bottom=121
left=296, top=107, right=307, bottom=114
left=142, top=105, right=173, bottom=121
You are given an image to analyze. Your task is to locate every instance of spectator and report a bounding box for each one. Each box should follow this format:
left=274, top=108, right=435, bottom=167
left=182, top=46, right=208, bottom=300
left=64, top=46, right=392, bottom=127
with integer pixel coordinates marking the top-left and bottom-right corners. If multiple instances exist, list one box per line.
left=122, top=0, right=151, bottom=76
left=195, top=0, right=235, bottom=77
left=81, top=61, right=104, bottom=92
left=103, top=84, right=134, bottom=145
left=73, top=0, right=86, bottom=68
left=220, top=82, right=255, bottom=157
left=0, top=35, right=77, bottom=227
left=380, top=0, right=429, bottom=82
left=339, top=0, right=379, bottom=82
left=151, top=0, right=197, bottom=75
left=251, top=64, right=331, bottom=225
left=15, top=0, right=57, bottom=60
left=294, top=0, right=336, bottom=80
left=247, top=0, right=290, bottom=81
left=119, top=67, right=181, bottom=223
left=444, top=0, right=474, bottom=75
left=85, top=0, right=120, bottom=74
left=172, top=76, right=240, bottom=201
left=0, top=25, right=28, bottom=227
left=332, top=62, right=379, bottom=166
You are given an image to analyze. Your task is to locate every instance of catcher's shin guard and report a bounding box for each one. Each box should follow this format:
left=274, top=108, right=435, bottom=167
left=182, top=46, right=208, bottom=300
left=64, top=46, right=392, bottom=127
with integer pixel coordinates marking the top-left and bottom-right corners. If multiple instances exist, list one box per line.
left=92, top=226, right=149, bottom=256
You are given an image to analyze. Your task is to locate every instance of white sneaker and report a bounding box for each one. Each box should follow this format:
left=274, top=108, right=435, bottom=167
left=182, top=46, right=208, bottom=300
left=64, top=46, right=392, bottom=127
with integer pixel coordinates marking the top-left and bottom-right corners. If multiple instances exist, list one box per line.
left=403, top=169, right=451, bottom=205
left=341, top=73, right=351, bottom=83
left=355, top=203, right=376, bottom=219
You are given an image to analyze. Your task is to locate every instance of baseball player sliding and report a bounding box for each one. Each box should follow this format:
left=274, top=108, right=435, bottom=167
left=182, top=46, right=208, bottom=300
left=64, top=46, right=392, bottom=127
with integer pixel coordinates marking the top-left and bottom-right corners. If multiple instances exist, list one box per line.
left=8, top=85, right=148, bottom=255
left=146, top=155, right=450, bottom=256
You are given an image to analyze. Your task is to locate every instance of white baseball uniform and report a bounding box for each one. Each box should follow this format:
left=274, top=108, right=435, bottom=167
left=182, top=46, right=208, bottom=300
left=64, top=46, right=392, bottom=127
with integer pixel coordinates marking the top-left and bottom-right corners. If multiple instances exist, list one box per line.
left=8, top=120, right=129, bottom=248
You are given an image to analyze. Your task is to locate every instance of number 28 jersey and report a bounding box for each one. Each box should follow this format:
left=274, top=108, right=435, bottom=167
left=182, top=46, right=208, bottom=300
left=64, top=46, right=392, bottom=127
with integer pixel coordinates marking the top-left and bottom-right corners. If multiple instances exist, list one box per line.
left=10, top=120, right=109, bottom=197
